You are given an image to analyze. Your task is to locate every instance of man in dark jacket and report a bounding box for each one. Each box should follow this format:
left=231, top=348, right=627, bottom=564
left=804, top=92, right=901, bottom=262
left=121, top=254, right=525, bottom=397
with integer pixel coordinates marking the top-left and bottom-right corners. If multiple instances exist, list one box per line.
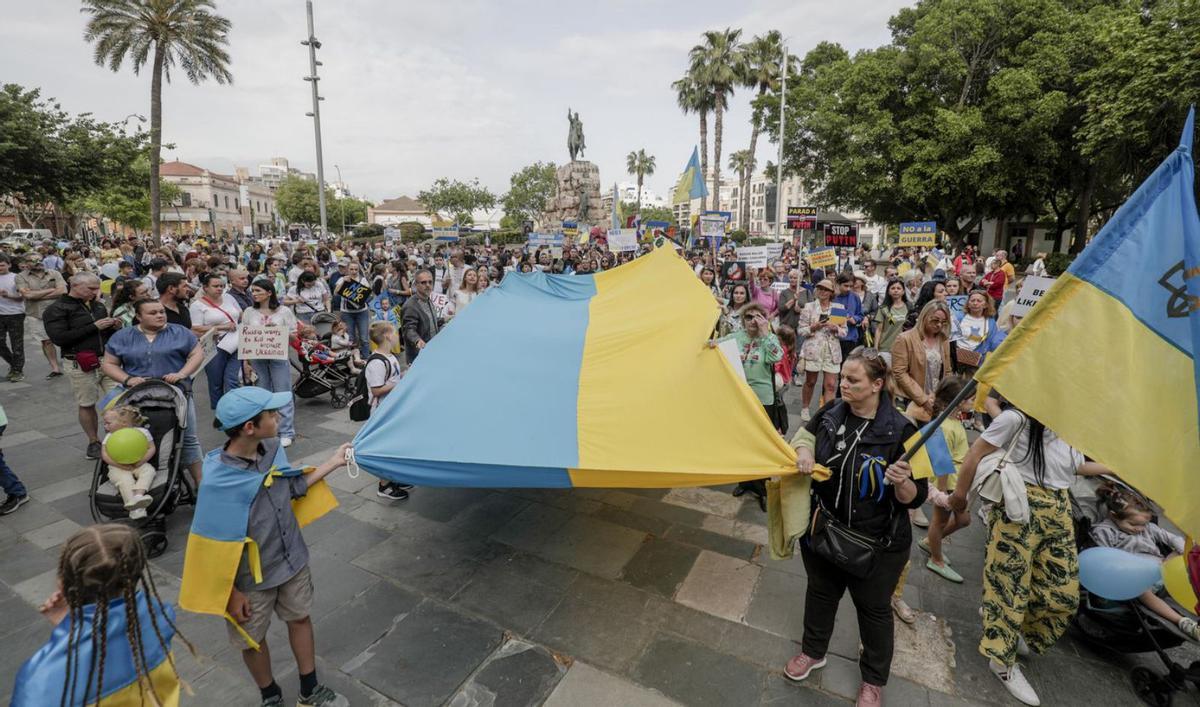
left=400, top=269, right=440, bottom=365
left=43, top=273, right=123, bottom=459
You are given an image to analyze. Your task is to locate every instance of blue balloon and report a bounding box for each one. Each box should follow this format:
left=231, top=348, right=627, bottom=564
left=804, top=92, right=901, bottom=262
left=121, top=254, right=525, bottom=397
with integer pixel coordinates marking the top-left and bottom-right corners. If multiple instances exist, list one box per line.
left=1078, top=546, right=1162, bottom=600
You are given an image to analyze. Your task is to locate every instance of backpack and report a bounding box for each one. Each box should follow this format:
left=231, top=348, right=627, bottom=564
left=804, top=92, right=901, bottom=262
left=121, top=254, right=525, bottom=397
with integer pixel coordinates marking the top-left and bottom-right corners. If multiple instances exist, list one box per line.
left=348, top=353, right=393, bottom=422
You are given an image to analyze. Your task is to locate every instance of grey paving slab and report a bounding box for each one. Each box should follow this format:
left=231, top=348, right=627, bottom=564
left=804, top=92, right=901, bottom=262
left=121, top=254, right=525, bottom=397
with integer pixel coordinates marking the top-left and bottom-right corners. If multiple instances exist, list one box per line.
left=650, top=597, right=733, bottom=647
left=759, top=672, right=847, bottom=706
left=489, top=502, right=574, bottom=553
left=620, top=536, right=700, bottom=598
left=591, top=505, right=671, bottom=536
left=22, top=517, right=81, bottom=550
left=312, top=579, right=422, bottom=671
left=632, top=634, right=768, bottom=707
left=531, top=576, right=657, bottom=673
left=0, top=593, right=43, bottom=641
left=448, top=492, right=531, bottom=537
left=0, top=537, right=57, bottom=585
left=351, top=529, right=488, bottom=598
left=46, top=489, right=95, bottom=527
left=306, top=551, right=381, bottom=621
left=628, top=497, right=709, bottom=528
left=663, top=522, right=758, bottom=561
left=0, top=616, right=57, bottom=703
left=450, top=550, right=576, bottom=635
left=0, top=497, right=67, bottom=534
left=303, top=509, right=392, bottom=562
left=744, top=566, right=806, bottom=640
left=534, top=515, right=646, bottom=579
left=674, top=549, right=760, bottom=622
left=449, top=638, right=566, bottom=707
left=814, top=652, right=861, bottom=700
left=543, top=662, right=682, bottom=707
left=350, top=599, right=503, bottom=705
left=717, top=620, right=800, bottom=671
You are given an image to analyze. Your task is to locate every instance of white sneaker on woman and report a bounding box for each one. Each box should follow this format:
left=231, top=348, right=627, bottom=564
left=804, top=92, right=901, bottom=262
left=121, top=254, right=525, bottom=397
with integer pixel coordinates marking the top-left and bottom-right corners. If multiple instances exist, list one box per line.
left=990, top=660, right=1040, bottom=706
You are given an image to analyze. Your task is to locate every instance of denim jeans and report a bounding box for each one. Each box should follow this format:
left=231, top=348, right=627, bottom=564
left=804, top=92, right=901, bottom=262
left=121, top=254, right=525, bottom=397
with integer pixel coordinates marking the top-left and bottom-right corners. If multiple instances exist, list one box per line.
left=340, top=309, right=371, bottom=358
left=250, top=358, right=295, bottom=438
left=0, top=425, right=27, bottom=498
left=181, top=398, right=202, bottom=466
left=0, top=314, right=24, bottom=373
left=204, top=348, right=242, bottom=409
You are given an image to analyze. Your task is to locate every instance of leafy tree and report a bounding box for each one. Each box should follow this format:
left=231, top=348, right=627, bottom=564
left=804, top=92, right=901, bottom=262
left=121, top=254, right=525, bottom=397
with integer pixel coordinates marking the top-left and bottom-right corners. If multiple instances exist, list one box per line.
left=352, top=223, right=384, bottom=238
left=86, top=154, right=181, bottom=234
left=727, top=149, right=753, bottom=230
left=618, top=201, right=674, bottom=226
left=83, top=0, right=233, bottom=246
left=275, top=175, right=330, bottom=228
left=624, top=149, right=656, bottom=215
left=672, top=73, right=713, bottom=211
left=417, top=177, right=496, bottom=226
left=333, top=196, right=370, bottom=231
left=501, top=162, right=556, bottom=226
left=687, top=28, right=745, bottom=217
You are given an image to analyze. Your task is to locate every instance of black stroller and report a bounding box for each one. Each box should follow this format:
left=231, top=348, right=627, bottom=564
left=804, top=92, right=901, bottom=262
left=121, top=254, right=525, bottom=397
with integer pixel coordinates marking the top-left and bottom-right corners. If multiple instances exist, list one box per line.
left=290, top=333, right=356, bottom=409
left=89, top=380, right=195, bottom=557
left=1070, top=477, right=1200, bottom=706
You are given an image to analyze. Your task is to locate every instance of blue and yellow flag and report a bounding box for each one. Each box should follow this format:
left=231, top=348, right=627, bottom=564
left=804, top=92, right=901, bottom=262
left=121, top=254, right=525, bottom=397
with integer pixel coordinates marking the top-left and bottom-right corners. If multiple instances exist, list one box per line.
left=13, top=592, right=180, bottom=707
left=904, top=423, right=957, bottom=480
left=975, top=108, right=1200, bottom=538
left=672, top=146, right=709, bottom=205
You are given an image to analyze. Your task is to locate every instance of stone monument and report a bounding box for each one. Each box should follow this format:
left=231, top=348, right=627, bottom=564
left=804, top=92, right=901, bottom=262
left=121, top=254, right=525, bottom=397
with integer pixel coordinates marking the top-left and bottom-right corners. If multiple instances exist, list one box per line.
left=542, top=108, right=605, bottom=229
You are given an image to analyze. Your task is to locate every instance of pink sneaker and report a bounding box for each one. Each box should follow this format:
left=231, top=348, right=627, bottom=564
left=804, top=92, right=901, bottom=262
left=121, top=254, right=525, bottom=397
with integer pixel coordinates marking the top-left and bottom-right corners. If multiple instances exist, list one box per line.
left=783, top=652, right=826, bottom=682
left=856, top=682, right=883, bottom=706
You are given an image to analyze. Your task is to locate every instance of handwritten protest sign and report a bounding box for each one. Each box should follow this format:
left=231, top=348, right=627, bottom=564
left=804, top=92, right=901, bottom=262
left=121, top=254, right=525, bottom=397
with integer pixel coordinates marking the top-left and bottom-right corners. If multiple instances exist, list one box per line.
left=606, top=229, right=638, bottom=252
left=1011, top=276, right=1056, bottom=317
left=807, top=246, right=836, bottom=270
left=770, top=281, right=790, bottom=293
left=737, top=246, right=770, bottom=268
left=946, top=295, right=967, bottom=317
left=898, top=221, right=937, bottom=247
left=238, top=324, right=289, bottom=361
left=430, top=292, right=453, bottom=319
left=199, top=328, right=220, bottom=368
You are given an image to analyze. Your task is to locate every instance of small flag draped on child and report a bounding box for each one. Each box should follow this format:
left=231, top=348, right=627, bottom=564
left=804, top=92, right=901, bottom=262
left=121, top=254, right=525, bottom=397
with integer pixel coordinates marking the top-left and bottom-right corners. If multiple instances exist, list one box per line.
left=904, top=423, right=957, bottom=480
left=973, top=107, right=1200, bottom=539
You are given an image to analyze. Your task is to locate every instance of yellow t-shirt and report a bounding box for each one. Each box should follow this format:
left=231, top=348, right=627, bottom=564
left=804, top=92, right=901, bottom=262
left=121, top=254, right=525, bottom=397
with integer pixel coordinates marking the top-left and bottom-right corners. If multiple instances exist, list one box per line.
left=938, top=417, right=970, bottom=488
left=1001, top=262, right=1015, bottom=284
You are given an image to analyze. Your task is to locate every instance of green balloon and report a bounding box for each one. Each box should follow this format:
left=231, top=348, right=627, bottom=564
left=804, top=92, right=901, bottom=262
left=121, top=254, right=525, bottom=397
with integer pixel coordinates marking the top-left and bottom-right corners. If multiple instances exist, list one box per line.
left=106, top=428, right=149, bottom=465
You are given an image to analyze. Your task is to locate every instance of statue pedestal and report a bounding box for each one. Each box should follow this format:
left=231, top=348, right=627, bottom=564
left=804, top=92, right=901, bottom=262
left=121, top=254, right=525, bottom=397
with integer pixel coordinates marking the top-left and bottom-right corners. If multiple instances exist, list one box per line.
left=542, top=161, right=605, bottom=230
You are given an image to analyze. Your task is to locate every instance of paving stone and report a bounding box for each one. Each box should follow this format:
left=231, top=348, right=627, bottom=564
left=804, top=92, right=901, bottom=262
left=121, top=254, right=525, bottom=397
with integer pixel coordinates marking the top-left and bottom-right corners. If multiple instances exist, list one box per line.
left=744, top=567, right=806, bottom=640
left=47, top=490, right=95, bottom=527
left=661, top=486, right=745, bottom=518
left=1022, top=648, right=1143, bottom=707
left=449, top=638, right=566, bottom=707
left=620, top=488, right=670, bottom=500
left=349, top=599, right=502, bottom=705
left=0, top=618, right=65, bottom=702
left=489, top=503, right=573, bottom=552
left=885, top=675, right=932, bottom=706
left=27, top=470, right=92, bottom=502
left=663, top=523, right=758, bottom=561
left=543, top=661, right=682, bottom=707
left=448, top=492, right=530, bottom=537
left=717, top=620, right=800, bottom=670
left=11, top=567, right=58, bottom=608
left=759, top=672, right=847, bottom=705
left=450, top=550, right=575, bottom=634
left=628, top=497, right=709, bottom=528
left=350, top=530, right=486, bottom=597
left=700, top=515, right=769, bottom=546
left=304, top=509, right=391, bottom=562
left=0, top=592, right=43, bottom=640
left=815, top=652, right=861, bottom=699
left=0, top=430, right=46, bottom=448
left=535, top=515, right=646, bottom=579
left=0, top=537, right=57, bottom=584
left=402, top=486, right=494, bottom=523
left=22, top=517, right=81, bottom=550
left=591, top=505, right=670, bottom=536
left=651, top=597, right=732, bottom=647
left=674, top=550, right=760, bottom=622
left=531, top=577, right=657, bottom=673
left=0, top=497, right=67, bottom=534
left=632, top=634, right=767, bottom=707
left=306, top=551, right=381, bottom=621
left=313, top=579, right=422, bottom=670
left=620, top=536, right=699, bottom=598
left=185, top=663, right=262, bottom=706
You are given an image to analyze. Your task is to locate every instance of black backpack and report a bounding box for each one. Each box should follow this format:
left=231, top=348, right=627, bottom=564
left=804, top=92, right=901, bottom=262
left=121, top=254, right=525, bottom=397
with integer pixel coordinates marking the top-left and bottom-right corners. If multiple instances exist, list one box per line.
left=348, top=353, right=393, bottom=422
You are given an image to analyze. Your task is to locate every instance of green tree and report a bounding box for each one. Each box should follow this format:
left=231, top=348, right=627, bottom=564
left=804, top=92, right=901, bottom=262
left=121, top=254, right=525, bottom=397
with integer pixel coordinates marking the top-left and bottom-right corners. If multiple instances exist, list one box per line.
left=672, top=73, right=713, bottom=211
left=417, top=177, right=496, bottom=226
left=501, top=161, right=556, bottom=226
left=275, top=175, right=330, bottom=228
left=86, top=154, right=181, bottom=234
left=739, top=31, right=791, bottom=231
left=727, top=149, right=753, bottom=229
left=622, top=203, right=674, bottom=226
left=624, top=149, right=656, bottom=215
left=83, top=0, right=233, bottom=246
left=333, top=196, right=370, bottom=232
left=687, top=28, right=746, bottom=217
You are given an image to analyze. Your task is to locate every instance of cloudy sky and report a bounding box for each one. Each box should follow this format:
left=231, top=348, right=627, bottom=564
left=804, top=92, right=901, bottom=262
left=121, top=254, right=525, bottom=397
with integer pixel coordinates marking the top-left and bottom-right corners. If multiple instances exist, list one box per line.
left=3, top=0, right=909, bottom=204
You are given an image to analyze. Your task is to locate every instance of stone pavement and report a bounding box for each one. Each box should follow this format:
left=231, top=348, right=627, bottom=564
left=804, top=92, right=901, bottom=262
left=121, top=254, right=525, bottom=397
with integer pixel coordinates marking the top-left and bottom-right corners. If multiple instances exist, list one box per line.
left=0, top=348, right=1197, bottom=706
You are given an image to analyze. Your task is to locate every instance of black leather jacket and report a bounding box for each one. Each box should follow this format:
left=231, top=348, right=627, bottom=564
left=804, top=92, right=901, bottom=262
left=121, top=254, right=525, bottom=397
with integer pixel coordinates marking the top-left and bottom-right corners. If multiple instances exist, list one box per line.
left=43, top=295, right=113, bottom=356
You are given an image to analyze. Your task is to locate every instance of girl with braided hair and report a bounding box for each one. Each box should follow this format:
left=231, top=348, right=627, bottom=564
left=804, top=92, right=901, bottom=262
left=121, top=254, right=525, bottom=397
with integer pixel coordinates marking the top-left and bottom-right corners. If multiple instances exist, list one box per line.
left=12, top=523, right=193, bottom=707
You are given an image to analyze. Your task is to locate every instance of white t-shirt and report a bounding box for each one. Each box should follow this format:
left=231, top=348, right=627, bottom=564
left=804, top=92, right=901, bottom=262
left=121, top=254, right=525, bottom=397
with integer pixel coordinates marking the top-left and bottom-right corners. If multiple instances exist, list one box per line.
left=953, top=314, right=990, bottom=351
left=0, top=273, right=24, bottom=316
left=364, top=352, right=401, bottom=409
left=288, top=283, right=327, bottom=316
left=240, top=306, right=297, bottom=332
left=980, top=409, right=1083, bottom=489
left=189, top=294, right=243, bottom=353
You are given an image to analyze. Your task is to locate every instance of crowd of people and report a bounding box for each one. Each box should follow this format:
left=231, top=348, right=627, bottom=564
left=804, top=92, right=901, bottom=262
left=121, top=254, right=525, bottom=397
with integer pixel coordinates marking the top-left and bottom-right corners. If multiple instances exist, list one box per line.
left=0, top=229, right=1184, bottom=707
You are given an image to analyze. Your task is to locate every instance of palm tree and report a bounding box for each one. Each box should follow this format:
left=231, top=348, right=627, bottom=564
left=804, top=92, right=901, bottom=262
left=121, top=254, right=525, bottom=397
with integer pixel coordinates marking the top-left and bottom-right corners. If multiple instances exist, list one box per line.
left=625, top=149, right=657, bottom=217
left=727, top=149, right=753, bottom=230
left=688, top=28, right=745, bottom=217
left=672, top=73, right=712, bottom=212
left=740, top=31, right=791, bottom=232
left=83, top=0, right=233, bottom=246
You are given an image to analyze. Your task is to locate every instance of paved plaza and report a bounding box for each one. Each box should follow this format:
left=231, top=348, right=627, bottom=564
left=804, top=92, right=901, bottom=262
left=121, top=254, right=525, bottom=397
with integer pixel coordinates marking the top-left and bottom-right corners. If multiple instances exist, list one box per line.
left=0, top=350, right=1196, bottom=706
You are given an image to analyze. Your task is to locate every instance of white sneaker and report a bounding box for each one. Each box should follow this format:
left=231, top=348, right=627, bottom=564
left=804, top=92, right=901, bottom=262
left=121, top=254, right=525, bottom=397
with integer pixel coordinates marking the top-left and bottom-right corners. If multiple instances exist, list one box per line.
left=801, top=408, right=811, bottom=422
left=280, top=437, right=293, bottom=448
left=990, top=660, right=1040, bottom=706
left=128, top=507, right=147, bottom=520
left=1180, top=617, right=1200, bottom=642
left=131, top=493, right=153, bottom=510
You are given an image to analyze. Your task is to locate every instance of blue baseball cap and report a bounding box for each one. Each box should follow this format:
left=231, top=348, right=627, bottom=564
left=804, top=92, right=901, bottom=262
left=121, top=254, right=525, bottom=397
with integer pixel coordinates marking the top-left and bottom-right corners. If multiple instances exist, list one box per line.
left=215, top=387, right=292, bottom=431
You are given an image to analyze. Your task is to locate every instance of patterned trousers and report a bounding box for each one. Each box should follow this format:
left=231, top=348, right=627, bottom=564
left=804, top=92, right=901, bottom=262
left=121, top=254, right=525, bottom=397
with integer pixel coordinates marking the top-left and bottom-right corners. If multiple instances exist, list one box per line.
left=980, top=485, right=1079, bottom=666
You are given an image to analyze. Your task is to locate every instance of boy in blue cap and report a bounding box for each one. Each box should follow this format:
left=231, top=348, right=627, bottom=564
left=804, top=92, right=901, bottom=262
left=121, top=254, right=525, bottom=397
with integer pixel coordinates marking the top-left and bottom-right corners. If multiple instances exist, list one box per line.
left=179, top=386, right=350, bottom=707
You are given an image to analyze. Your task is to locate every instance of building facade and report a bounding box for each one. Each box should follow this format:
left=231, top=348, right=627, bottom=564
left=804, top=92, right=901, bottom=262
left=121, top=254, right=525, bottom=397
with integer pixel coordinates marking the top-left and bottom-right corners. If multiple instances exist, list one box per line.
left=159, top=160, right=279, bottom=239
left=368, top=196, right=433, bottom=228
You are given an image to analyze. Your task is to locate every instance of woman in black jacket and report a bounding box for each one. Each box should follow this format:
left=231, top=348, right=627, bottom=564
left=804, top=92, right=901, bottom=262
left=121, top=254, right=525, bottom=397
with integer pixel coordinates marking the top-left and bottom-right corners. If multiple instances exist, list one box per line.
left=783, top=347, right=927, bottom=706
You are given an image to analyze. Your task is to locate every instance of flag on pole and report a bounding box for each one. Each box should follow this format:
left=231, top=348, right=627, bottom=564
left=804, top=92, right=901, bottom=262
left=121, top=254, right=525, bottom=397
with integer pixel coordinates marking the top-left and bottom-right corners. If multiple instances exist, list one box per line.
left=673, top=147, right=709, bottom=204
left=904, top=423, right=957, bottom=480
left=974, top=107, right=1200, bottom=538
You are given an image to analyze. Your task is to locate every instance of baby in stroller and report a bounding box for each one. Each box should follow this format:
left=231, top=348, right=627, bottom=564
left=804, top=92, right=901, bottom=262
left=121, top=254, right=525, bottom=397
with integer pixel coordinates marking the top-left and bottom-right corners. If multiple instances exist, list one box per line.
left=298, top=323, right=361, bottom=373
left=99, top=405, right=158, bottom=520
left=1091, top=482, right=1200, bottom=641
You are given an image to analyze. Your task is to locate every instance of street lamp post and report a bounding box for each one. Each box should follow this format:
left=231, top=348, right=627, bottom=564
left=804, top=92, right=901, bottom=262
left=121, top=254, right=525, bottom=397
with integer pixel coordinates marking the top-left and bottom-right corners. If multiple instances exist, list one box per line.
left=302, top=0, right=328, bottom=238
left=774, top=44, right=788, bottom=243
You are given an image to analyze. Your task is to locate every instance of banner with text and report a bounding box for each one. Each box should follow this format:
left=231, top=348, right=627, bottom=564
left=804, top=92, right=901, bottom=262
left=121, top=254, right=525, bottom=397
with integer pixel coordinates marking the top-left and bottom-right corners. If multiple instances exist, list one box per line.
left=238, top=324, right=289, bottom=361
left=807, top=246, right=837, bottom=270
left=787, top=206, right=817, bottom=230
left=898, top=221, right=937, bottom=247
left=823, top=222, right=858, bottom=248
left=1011, top=275, right=1056, bottom=317
left=606, top=229, right=638, bottom=252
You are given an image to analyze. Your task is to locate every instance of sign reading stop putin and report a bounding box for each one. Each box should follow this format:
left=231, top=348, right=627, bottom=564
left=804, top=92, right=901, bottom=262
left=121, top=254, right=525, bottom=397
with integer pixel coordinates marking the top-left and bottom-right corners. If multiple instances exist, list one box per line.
left=822, top=222, right=858, bottom=247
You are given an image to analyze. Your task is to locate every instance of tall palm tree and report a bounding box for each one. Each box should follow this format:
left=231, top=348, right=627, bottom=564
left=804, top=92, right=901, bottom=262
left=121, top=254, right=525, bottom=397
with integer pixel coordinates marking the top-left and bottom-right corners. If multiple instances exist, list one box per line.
left=672, top=73, right=712, bottom=212
left=625, top=149, right=656, bottom=217
left=688, top=28, right=745, bottom=216
left=83, top=0, right=233, bottom=246
left=727, top=149, right=753, bottom=230
left=740, top=31, right=791, bottom=232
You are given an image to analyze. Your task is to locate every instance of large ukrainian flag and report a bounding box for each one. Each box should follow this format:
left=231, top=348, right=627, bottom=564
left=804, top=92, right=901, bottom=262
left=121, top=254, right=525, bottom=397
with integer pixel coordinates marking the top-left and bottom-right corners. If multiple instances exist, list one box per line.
left=353, top=246, right=797, bottom=487
left=975, top=108, right=1200, bottom=538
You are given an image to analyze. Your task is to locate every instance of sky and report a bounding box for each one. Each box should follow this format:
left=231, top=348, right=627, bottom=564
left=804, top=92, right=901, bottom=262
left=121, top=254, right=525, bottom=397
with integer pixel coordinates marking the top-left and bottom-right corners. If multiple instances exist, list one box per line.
left=1, top=0, right=910, bottom=205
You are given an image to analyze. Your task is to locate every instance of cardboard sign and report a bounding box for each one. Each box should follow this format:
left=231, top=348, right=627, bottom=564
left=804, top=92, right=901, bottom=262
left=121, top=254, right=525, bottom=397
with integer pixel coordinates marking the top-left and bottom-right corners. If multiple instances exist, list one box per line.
left=786, top=206, right=817, bottom=230
left=336, top=279, right=372, bottom=310
left=946, top=295, right=967, bottom=317
left=1011, top=276, right=1056, bottom=317
left=770, top=281, right=790, bottom=293
left=199, top=328, right=220, bottom=368
left=721, top=261, right=747, bottom=282
left=606, top=229, right=638, bottom=252
left=737, top=246, right=770, bottom=268
left=807, top=246, right=837, bottom=270
left=238, top=324, right=289, bottom=361
left=822, top=222, right=858, bottom=247
left=699, top=216, right=726, bottom=239
left=898, top=221, right=937, bottom=247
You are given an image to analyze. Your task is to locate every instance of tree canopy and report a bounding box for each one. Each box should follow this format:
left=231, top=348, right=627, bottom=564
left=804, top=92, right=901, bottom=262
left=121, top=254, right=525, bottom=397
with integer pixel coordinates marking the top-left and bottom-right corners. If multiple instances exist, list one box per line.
left=501, top=162, right=556, bottom=227
left=418, top=177, right=496, bottom=226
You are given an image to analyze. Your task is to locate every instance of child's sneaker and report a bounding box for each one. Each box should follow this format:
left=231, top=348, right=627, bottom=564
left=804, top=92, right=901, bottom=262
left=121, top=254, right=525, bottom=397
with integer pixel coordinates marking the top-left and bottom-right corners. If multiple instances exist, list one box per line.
left=131, top=493, right=153, bottom=510
left=128, top=507, right=147, bottom=520
left=1179, top=617, right=1200, bottom=642
left=297, top=684, right=349, bottom=707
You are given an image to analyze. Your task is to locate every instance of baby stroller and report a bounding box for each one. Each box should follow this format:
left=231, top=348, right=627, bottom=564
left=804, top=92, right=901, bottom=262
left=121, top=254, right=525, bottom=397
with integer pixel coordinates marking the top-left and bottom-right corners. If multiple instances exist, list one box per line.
left=310, top=311, right=339, bottom=339
left=1070, top=476, right=1200, bottom=706
left=89, top=379, right=195, bottom=558
left=290, top=337, right=356, bottom=409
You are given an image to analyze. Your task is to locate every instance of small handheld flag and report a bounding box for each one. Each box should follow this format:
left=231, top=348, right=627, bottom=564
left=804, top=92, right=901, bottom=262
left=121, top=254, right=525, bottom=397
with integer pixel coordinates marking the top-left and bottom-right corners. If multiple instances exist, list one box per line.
left=904, top=423, right=957, bottom=480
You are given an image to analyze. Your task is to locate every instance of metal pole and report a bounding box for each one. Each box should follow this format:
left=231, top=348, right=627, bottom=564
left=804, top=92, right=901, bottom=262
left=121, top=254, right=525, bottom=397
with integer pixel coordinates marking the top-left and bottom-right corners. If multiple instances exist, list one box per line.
left=335, top=164, right=345, bottom=235
left=304, top=0, right=328, bottom=237
left=774, top=45, right=787, bottom=243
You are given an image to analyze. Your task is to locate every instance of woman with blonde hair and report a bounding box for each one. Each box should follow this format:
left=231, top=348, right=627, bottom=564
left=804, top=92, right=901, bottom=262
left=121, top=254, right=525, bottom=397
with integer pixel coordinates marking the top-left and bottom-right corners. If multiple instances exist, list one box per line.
left=890, top=300, right=952, bottom=424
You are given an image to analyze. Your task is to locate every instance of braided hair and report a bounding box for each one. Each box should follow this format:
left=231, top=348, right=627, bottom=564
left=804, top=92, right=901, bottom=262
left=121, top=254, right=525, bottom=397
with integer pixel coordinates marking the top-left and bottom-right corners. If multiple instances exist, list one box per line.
left=57, top=524, right=193, bottom=707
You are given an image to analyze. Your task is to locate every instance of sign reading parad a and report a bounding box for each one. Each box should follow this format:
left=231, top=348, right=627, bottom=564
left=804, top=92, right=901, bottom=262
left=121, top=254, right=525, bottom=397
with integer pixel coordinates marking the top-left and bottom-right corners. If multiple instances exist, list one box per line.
left=898, top=221, right=938, bottom=247
left=1011, top=275, right=1056, bottom=317
left=237, top=324, right=289, bottom=361
left=786, top=206, right=817, bottom=230
left=823, top=222, right=858, bottom=248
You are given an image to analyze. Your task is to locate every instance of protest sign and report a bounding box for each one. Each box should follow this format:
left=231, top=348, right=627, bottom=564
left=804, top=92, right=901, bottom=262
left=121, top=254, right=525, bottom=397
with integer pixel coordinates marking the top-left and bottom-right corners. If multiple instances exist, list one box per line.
left=527, top=233, right=565, bottom=248
left=946, top=295, right=967, bottom=317
left=699, top=215, right=726, bottom=239
left=770, top=281, right=790, bottom=293
left=384, top=227, right=399, bottom=241
left=807, top=246, right=836, bottom=270
left=336, top=278, right=372, bottom=310
left=562, top=220, right=579, bottom=237
left=607, top=229, right=638, bottom=252
left=1011, top=276, right=1056, bottom=317
left=238, top=324, right=289, bottom=361
left=198, top=328, right=220, bottom=368
left=736, top=246, right=770, bottom=268
left=430, top=292, right=453, bottom=319
left=721, top=261, right=747, bottom=282
left=898, top=221, right=937, bottom=247
left=823, top=222, right=858, bottom=247
left=764, top=243, right=784, bottom=260
left=786, top=206, right=817, bottom=230
left=827, top=301, right=848, bottom=327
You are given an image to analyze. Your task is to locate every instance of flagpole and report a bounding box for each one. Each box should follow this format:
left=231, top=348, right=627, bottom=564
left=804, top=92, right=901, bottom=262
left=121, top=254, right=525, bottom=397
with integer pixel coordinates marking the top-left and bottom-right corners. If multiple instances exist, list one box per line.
left=899, top=379, right=978, bottom=463
left=774, top=44, right=788, bottom=244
